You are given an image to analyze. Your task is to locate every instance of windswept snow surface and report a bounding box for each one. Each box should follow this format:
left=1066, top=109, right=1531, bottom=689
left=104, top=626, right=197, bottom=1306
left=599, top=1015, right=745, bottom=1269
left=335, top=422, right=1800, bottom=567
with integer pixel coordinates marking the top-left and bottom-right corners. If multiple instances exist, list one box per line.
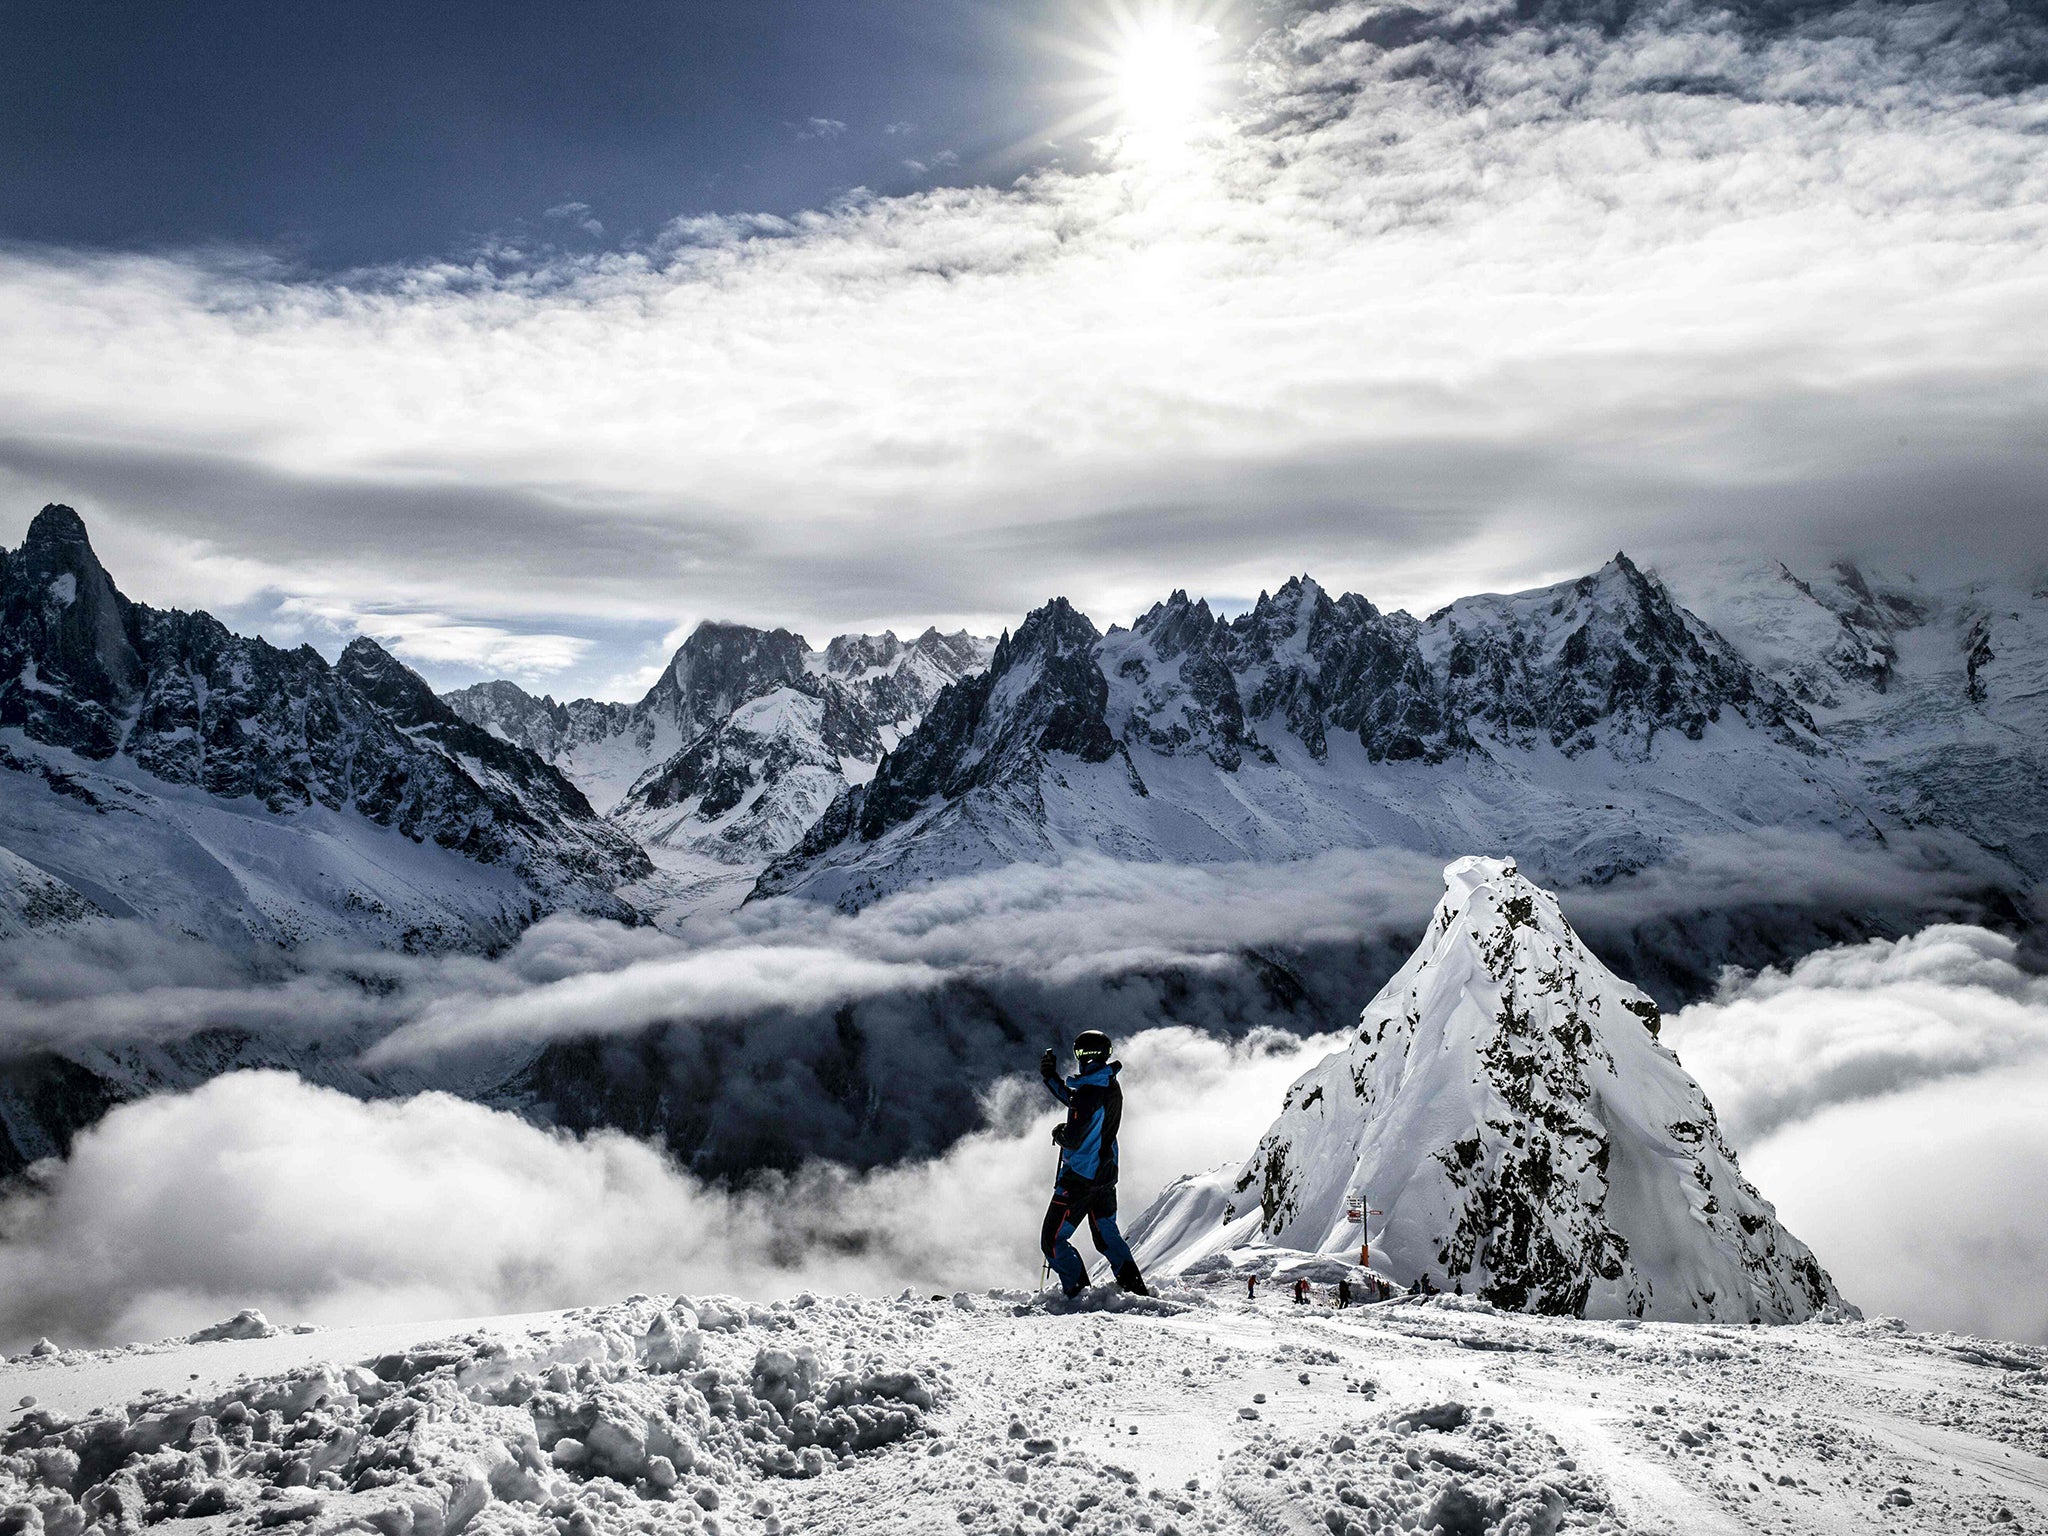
left=5, top=1285, right=2045, bottom=1536
left=1134, top=857, right=1844, bottom=1323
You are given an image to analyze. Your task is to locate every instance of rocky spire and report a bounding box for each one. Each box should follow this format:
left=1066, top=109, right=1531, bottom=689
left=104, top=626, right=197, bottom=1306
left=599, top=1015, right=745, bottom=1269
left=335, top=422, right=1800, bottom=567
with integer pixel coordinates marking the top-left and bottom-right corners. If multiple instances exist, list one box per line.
left=1137, top=856, right=1850, bottom=1323
left=1, top=505, right=145, bottom=757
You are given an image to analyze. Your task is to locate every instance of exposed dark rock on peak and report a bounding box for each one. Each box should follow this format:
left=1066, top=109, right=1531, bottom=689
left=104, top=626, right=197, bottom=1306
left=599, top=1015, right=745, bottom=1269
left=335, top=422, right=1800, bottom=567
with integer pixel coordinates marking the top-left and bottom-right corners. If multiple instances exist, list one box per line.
left=0, top=505, right=145, bottom=753
left=758, top=598, right=1133, bottom=891
left=24, top=503, right=95, bottom=548
left=335, top=635, right=440, bottom=724
left=640, top=620, right=812, bottom=744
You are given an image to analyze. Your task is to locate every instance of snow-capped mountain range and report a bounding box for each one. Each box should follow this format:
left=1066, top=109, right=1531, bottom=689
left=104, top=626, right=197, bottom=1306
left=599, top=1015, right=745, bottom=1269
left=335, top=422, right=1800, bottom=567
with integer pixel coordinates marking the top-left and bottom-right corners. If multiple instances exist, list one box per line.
left=0, top=506, right=649, bottom=950
left=756, top=553, right=2038, bottom=934
left=1131, top=856, right=1846, bottom=1324
left=4, top=502, right=2041, bottom=962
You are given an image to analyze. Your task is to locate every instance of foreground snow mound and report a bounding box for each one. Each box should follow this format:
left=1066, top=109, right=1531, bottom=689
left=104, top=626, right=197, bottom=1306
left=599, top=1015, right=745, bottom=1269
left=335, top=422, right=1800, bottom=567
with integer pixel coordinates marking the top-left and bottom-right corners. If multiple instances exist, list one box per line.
left=0, top=1294, right=938, bottom=1536
left=1225, top=1396, right=1622, bottom=1536
left=1134, top=856, right=1849, bottom=1323
left=185, top=1309, right=278, bottom=1344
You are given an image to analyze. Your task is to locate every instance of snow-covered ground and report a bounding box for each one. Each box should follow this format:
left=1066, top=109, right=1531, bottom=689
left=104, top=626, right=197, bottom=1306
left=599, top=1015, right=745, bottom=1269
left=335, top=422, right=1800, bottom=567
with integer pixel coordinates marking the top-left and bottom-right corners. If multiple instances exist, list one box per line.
left=5, top=1284, right=2044, bottom=1536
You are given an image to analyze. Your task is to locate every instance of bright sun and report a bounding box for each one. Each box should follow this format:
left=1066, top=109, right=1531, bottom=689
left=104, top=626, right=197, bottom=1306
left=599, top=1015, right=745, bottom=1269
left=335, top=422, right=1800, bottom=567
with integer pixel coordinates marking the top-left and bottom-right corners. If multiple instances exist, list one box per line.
left=1044, top=1, right=1235, bottom=148
left=1114, top=15, right=1216, bottom=133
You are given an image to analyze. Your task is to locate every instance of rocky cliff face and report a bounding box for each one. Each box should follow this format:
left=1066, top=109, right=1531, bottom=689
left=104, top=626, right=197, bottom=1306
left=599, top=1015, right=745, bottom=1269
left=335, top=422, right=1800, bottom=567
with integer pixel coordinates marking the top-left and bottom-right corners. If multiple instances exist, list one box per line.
left=1132, top=856, right=1850, bottom=1324
left=0, top=505, right=649, bottom=950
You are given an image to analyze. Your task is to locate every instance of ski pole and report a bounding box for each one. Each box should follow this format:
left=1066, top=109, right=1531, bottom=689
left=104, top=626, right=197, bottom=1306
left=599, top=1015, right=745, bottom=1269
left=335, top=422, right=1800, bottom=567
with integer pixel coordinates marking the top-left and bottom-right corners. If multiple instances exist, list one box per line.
left=1038, top=1139, right=1060, bottom=1293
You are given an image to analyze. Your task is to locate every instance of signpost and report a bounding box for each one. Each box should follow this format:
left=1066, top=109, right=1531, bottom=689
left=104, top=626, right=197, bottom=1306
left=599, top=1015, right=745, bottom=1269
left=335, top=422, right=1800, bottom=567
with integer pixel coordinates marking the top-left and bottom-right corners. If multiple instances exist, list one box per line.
left=1345, top=1192, right=1383, bottom=1268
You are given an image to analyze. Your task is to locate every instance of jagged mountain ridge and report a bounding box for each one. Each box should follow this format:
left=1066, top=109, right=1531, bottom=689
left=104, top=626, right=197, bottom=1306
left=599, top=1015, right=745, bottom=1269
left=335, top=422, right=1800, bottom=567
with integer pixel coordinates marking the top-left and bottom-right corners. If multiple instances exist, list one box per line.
left=0, top=505, right=650, bottom=950
left=1130, top=856, right=1849, bottom=1323
left=444, top=625, right=994, bottom=878
left=757, top=555, right=1899, bottom=914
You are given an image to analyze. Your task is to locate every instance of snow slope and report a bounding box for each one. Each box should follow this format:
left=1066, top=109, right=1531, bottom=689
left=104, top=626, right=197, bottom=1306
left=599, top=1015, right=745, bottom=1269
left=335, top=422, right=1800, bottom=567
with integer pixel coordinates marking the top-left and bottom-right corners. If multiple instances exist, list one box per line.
left=5, top=1285, right=2043, bottom=1536
left=0, top=844, right=102, bottom=940
left=1668, top=555, right=2048, bottom=876
left=1131, top=857, right=1844, bottom=1323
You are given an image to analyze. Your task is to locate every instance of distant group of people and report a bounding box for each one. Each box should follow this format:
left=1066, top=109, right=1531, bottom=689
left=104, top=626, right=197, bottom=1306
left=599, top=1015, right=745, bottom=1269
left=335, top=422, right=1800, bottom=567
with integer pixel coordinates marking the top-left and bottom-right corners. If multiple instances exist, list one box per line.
left=1243, top=1272, right=1399, bottom=1307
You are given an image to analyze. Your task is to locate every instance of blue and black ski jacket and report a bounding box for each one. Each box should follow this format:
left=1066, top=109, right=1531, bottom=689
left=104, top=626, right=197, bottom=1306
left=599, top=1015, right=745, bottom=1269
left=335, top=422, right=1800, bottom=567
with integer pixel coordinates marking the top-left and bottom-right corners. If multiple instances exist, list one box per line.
left=1044, top=1060, right=1123, bottom=1191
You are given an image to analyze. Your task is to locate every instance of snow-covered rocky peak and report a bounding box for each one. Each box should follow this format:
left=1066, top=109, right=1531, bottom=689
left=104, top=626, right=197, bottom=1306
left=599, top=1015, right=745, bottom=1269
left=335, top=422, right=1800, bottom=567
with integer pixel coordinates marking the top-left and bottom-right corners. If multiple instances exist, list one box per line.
left=334, top=635, right=442, bottom=725
left=1667, top=552, right=2048, bottom=872
left=649, top=621, right=811, bottom=742
left=811, top=626, right=995, bottom=741
left=977, top=598, right=1118, bottom=763
left=437, top=678, right=633, bottom=764
left=0, top=504, right=145, bottom=756
left=613, top=685, right=879, bottom=866
left=1134, top=856, right=1849, bottom=1323
left=444, top=620, right=996, bottom=861
left=0, top=506, right=650, bottom=949
left=1103, top=591, right=1255, bottom=769
left=819, top=630, right=905, bottom=676
left=854, top=599, right=1123, bottom=832
left=1423, top=554, right=1818, bottom=761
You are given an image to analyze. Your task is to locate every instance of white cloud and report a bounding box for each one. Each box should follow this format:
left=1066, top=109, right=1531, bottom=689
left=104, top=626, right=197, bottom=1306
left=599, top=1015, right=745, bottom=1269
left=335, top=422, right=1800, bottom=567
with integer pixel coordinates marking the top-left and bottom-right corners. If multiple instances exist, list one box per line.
left=260, top=596, right=595, bottom=678
left=1741, top=1067, right=2048, bottom=1347
left=367, top=945, right=948, bottom=1062
left=1666, top=925, right=2048, bottom=1143
left=1668, top=924, right=2048, bottom=1343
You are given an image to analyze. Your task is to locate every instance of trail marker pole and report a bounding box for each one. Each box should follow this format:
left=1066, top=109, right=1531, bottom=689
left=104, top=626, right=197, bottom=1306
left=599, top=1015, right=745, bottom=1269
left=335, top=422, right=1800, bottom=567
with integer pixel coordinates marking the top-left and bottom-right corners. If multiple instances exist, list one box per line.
left=1345, top=1192, right=1383, bottom=1268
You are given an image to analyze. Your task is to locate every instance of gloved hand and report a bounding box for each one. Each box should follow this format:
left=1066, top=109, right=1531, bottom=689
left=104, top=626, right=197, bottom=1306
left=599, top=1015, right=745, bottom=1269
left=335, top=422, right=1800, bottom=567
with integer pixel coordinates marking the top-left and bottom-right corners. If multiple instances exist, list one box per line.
left=1040, top=1048, right=1059, bottom=1079
left=1050, top=1123, right=1068, bottom=1147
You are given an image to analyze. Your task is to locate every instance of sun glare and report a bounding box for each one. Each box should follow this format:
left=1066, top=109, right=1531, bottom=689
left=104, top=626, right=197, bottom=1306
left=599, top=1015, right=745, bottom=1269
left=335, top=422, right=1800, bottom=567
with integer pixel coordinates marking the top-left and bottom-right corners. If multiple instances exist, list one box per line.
left=1115, top=15, right=1217, bottom=133
left=1042, top=1, right=1236, bottom=153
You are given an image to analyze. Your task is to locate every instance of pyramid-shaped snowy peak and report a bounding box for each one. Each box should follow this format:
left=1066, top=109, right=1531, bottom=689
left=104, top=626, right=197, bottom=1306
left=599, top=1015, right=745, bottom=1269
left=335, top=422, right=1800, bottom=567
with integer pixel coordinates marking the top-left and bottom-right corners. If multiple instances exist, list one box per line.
left=1133, top=856, right=1850, bottom=1323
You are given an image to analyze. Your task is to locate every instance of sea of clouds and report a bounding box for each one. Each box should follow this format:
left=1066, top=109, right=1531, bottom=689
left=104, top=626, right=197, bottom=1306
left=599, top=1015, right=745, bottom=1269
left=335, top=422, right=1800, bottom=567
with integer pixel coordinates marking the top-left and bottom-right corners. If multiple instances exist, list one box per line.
left=1, top=837, right=2042, bottom=1352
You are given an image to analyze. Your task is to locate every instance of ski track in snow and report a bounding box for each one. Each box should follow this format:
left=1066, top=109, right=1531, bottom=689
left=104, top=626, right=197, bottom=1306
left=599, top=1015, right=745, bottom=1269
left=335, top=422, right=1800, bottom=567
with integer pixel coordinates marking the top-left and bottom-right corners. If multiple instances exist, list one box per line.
left=4, top=1282, right=2044, bottom=1536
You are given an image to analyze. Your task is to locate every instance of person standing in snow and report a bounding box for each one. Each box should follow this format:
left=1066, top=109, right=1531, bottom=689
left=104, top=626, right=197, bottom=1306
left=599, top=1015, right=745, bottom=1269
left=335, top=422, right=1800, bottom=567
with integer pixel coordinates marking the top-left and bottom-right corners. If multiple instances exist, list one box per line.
left=1293, top=1278, right=1311, bottom=1306
left=1246, top=1273, right=1258, bottom=1301
left=1337, top=1277, right=1352, bottom=1309
left=1039, top=1031, right=1149, bottom=1299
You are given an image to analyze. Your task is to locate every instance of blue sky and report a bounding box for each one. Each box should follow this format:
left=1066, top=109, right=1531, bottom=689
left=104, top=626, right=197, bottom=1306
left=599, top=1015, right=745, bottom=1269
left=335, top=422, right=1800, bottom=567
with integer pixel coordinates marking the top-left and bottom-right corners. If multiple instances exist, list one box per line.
left=3, top=0, right=1097, bottom=268
left=4, top=0, right=2045, bottom=699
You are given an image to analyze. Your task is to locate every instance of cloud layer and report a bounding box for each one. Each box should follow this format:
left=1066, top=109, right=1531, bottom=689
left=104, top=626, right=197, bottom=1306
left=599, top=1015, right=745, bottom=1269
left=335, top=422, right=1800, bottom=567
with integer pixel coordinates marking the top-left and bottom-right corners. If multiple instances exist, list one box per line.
left=4, top=855, right=2044, bottom=1348
left=5, top=0, right=2045, bottom=692
left=0, top=1024, right=1335, bottom=1353
left=1669, top=924, right=2048, bottom=1344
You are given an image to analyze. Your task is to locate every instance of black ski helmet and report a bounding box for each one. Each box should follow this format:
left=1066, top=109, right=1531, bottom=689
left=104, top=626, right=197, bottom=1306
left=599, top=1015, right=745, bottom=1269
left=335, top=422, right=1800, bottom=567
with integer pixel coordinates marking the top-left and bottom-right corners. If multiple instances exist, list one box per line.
left=1073, top=1030, right=1113, bottom=1066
